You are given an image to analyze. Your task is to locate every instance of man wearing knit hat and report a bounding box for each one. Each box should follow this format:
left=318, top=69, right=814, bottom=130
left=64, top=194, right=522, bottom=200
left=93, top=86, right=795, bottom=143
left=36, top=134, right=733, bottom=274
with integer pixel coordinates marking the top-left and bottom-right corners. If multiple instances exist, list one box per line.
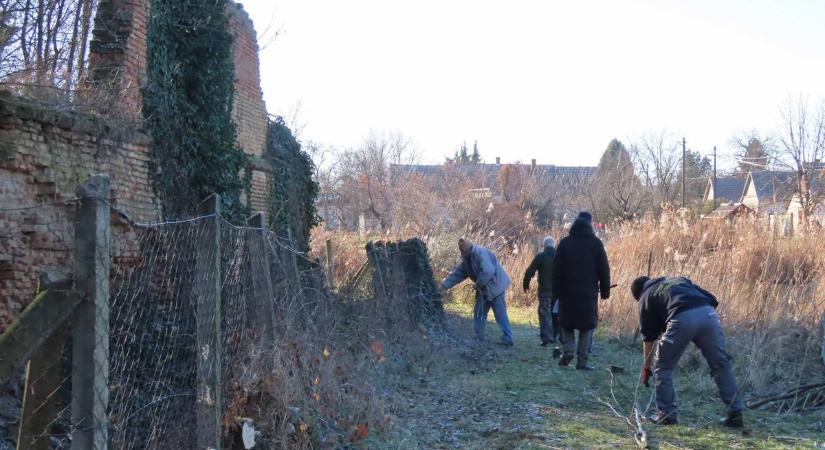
left=523, top=236, right=559, bottom=346
left=631, top=276, right=744, bottom=428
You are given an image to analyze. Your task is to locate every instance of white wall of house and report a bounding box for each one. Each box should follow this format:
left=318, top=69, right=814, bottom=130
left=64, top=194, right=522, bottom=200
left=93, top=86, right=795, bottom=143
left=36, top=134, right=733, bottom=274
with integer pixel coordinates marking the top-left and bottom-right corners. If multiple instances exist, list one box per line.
left=742, top=178, right=759, bottom=211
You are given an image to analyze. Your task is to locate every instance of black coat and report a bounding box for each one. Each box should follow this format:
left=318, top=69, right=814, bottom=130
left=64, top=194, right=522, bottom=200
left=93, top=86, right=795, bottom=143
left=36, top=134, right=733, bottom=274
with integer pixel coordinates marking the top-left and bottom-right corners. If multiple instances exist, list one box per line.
left=551, top=218, right=611, bottom=330
left=523, top=247, right=555, bottom=296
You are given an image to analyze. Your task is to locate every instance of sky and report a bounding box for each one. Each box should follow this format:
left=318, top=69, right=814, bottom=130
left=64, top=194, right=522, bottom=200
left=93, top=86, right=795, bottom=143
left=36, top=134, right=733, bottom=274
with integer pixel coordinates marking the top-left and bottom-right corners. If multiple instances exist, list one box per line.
left=240, top=0, right=825, bottom=169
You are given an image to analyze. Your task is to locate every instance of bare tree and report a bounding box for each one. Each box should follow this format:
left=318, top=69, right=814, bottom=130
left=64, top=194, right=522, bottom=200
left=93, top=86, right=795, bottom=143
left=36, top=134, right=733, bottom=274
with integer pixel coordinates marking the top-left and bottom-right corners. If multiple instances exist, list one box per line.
left=332, top=131, right=418, bottom=229
left=1, top=0, right=98, bottom=95
left=773, top=96, right=825, bottom=226
left=587, top=140, right=649, bottom=222
left=634, top=130, right=681, bottom=207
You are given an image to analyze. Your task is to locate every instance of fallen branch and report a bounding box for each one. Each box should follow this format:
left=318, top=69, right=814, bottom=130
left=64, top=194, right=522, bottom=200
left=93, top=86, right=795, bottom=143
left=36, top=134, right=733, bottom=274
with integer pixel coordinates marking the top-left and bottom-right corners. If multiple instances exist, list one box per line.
left=747, top=382, right=825, bottom=409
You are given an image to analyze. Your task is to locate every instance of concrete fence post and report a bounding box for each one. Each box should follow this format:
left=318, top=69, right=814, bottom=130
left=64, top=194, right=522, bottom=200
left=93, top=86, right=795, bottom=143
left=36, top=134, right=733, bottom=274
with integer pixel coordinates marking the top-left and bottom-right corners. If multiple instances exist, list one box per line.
left=196, top=194, right=223, bottom=450
left=285, top=228, right=303, bottom=302
left=326, top=239, right=334, bottom=290
left=71, top=174, right=110, bottom=450
left=246, top=212, right=277, bottom=347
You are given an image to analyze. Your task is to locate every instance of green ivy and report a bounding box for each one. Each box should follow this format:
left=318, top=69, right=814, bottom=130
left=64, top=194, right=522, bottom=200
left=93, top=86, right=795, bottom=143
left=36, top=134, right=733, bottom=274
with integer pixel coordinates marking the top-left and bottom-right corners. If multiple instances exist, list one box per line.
left=143, top=0, right=250, bottom=220
left=265, top=117, right=319, bottom=252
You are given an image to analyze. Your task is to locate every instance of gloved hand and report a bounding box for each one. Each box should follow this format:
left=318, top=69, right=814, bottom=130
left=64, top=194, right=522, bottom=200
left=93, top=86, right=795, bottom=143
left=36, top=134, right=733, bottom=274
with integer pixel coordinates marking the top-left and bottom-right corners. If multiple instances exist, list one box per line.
left=641, top=366, right=653, bottom=387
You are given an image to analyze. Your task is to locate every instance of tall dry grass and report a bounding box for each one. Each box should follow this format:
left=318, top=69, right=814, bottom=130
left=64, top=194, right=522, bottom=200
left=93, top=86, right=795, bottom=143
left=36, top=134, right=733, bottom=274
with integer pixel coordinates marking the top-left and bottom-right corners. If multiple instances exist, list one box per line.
left=313, top=218, right=825, bottom=406
left=602, top=219, right=825, bottom=405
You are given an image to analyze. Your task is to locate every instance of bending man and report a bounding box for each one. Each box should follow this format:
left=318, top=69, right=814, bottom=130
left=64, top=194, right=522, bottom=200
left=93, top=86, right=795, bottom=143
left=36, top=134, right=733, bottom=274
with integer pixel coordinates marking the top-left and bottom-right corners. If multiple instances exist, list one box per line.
left=441, top=238, right=514, bottom=346
left=631, top=276, right=744, bottom=427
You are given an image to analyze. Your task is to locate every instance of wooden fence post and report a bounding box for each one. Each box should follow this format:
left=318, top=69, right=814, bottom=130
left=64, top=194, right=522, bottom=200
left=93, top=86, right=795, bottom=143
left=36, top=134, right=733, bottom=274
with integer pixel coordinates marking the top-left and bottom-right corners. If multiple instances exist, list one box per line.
left=72, top=174, right=110, bottom=450
left=16, top=270, right=73, bottom=450
left=246, top=212, right=276, bottom=347
left=196, top=194, right=222, bottom=450
left=326, top=239, right=334, bottom=290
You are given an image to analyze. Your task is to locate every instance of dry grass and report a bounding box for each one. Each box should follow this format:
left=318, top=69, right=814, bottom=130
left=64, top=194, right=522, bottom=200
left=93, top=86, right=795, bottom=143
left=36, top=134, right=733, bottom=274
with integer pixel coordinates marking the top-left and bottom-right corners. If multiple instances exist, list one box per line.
left=313, top=218, right=825, bottom=409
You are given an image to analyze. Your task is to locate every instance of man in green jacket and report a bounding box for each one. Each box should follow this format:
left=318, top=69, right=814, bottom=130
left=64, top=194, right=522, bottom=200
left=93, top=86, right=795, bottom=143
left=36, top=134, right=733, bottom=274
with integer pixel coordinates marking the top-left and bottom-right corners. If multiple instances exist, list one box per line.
left=523, top=236, right=559, bottom=346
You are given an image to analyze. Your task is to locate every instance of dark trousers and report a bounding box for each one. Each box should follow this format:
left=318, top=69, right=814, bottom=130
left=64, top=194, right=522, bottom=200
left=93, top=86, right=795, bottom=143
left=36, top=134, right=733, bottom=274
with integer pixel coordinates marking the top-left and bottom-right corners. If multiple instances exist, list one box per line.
left=561, top=328, right=593, bottom=367
left=655, top=305, right=744, bottom=417
left=538, top=294, right=560, bottom=343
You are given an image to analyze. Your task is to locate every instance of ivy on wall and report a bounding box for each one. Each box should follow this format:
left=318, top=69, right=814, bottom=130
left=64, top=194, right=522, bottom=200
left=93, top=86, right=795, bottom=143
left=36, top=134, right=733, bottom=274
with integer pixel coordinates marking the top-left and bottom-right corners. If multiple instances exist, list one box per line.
left=265, top=116, right=319, bottom=252
left=143, top=0, right=250, bottom=220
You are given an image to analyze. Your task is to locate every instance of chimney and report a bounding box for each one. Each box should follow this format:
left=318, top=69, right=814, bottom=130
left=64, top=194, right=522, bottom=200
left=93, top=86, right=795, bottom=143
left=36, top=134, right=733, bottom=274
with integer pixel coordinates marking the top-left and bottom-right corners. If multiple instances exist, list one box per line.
left=531, top=159, right=536, bottom=170
left=495, top=157, right=501, bottom=165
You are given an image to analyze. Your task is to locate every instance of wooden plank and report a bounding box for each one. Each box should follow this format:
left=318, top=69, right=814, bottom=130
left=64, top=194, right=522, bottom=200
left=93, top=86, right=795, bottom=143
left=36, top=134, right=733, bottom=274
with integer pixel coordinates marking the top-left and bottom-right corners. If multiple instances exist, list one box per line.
left=196, top=194, right=223, bottom=450
left=16, top=324, right=69, bottom=450
left=0, top=290, right=80, bottom=381
left=71, top=174, right=111, bottom=450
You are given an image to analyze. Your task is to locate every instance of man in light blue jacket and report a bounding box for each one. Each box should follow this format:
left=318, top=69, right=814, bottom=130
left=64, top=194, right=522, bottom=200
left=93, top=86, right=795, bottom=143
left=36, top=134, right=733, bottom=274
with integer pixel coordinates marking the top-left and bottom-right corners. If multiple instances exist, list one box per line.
left=440, top=238, right=514, bottom=346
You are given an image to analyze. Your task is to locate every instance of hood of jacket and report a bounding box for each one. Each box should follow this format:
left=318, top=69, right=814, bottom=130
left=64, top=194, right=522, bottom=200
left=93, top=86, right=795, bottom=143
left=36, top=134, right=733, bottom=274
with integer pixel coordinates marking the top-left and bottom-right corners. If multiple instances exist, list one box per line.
left=569, top=218, right=595, bottom=237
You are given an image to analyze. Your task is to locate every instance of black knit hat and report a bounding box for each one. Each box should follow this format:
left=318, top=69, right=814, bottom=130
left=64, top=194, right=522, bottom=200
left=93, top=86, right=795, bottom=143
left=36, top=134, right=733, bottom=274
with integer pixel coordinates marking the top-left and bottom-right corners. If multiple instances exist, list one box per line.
left=631, top=276, right=650, bottom=301
left=578, top=211, right=593, bottom=222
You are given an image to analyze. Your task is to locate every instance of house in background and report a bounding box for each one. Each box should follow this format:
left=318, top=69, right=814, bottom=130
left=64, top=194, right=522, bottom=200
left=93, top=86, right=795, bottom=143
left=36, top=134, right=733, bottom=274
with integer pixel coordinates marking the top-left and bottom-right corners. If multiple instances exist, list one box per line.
left=702, top=176, right=747, bottom=205
left=702, top=203, right=754, bottom=223
left=741, top=171, right=797, bottom=214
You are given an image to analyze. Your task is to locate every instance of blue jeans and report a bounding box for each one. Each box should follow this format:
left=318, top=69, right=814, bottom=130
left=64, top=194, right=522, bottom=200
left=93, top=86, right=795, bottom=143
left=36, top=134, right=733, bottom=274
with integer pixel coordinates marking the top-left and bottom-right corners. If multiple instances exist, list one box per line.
left=474, top=293, right=514, bottom=344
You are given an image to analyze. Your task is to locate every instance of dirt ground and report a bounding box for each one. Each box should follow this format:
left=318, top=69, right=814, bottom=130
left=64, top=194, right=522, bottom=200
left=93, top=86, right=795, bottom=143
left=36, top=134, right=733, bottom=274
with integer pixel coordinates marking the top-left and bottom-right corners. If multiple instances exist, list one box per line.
left=371, top=303, right=825, bottom=449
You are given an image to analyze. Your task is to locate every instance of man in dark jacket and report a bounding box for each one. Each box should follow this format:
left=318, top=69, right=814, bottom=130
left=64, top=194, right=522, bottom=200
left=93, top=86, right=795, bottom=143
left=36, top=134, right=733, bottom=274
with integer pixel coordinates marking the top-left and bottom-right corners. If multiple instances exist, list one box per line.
left=631, top=276, right=744, bottom=428
left=552, top=211, right=610, bottom=370
left=523, top=236, right=559, bottom=345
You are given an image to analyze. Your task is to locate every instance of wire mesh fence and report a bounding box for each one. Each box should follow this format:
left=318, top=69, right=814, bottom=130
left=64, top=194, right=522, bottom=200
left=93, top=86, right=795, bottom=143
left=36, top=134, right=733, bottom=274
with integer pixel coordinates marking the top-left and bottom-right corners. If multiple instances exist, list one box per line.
left=1, top=175, right=448, bottom=449
left=1, top=203, right=323, bottom=449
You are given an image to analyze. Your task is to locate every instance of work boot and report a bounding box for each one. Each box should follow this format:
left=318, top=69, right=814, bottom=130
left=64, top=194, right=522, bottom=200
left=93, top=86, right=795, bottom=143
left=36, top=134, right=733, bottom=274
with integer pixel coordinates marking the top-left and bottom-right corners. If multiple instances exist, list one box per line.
left=559, top=354, right=574, bottom=367
left=576, top=364, right=595, bottom=371
left=720, top=410, right=744, bottom=428
left=540, top=341, right=550, bottom=347
left=650, top=411, right=678, bottom=425
left=551, top=347, right=562, bottom=359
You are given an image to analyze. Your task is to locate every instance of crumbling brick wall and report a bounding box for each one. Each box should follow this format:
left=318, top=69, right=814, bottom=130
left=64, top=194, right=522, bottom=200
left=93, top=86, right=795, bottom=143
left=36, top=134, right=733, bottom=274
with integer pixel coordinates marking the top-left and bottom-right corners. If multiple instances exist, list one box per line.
left=0, top=92, right=158, bottom=332
left=0, top=0, right=274, bottom=331
left=88, top=0, right=268, bottom=157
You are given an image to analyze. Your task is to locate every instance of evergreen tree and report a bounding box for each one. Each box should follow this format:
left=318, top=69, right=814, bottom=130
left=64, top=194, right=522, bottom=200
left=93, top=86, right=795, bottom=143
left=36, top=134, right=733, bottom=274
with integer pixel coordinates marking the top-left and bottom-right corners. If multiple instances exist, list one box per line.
left=737, top=137, right=770, bottom=173
left=471, top=140, right=482, bottom=163
left=676, top=150, right=713, bottom=205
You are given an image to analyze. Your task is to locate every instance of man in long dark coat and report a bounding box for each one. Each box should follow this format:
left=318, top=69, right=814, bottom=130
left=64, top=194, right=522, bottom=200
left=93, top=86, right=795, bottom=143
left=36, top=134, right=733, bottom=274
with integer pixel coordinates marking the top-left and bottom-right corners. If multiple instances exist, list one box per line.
left=552, top=212, right=611, bottom=370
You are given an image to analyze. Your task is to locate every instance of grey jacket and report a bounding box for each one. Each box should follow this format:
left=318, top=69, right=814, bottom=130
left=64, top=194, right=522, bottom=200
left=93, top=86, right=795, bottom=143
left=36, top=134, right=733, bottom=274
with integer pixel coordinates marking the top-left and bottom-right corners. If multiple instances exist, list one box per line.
left=441, top=244, right=511, bottom=299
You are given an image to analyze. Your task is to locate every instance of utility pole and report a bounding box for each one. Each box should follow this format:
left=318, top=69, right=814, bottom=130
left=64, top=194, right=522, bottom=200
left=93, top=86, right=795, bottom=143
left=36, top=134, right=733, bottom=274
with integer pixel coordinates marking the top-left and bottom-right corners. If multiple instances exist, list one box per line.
left=681, top=137, right=686, bottom=208
left=712, top=146, right=717, bottom=210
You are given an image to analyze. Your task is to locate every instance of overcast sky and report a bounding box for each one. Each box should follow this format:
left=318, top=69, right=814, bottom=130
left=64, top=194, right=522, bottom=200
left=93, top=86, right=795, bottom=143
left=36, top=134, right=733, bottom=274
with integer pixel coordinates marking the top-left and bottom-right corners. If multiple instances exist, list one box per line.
left=240, top=0, right=825, bottom=168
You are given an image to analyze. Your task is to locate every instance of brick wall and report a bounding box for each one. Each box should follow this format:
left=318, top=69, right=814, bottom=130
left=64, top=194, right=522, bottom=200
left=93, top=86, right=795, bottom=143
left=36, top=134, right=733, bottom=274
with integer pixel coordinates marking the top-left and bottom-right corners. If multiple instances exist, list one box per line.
left=87, top=0, right=149, bottom=120
left=0, top=1, right=274, bottom=331
left=0, top=92, right=160, bottom=332
left=228, top=4, right=269, bottom=158
left=87, top=0, right=268, bottom=158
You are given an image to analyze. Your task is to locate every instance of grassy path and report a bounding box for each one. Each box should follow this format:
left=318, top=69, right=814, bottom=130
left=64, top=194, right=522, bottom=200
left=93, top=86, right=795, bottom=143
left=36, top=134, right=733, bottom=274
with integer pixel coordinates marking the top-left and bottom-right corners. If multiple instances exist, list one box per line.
left=379, top=303, right=824, bottom=449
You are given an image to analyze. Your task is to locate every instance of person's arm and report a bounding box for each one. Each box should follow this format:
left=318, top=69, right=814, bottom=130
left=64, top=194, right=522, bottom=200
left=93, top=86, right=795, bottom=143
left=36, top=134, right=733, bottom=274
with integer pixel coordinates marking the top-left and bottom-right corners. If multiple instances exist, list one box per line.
left=551, top=244, right=564, bottom=300
left=642, top=340, right=656, bottom=369
left=441, top=263, right=468, bottom=291
left=523, top=255, right=539, bottom=292
left=474, top=248, right=496, bottom=290
left=596, top=240, right=611, bottom=299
